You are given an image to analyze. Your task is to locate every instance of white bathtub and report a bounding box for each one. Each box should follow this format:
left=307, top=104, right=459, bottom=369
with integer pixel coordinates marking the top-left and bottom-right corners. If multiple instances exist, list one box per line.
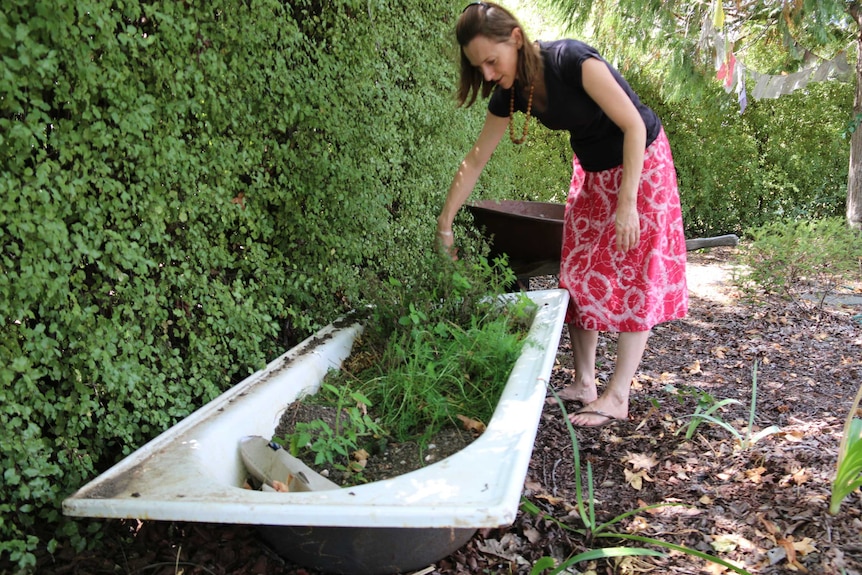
left=64, top=289, right=569, bottom=574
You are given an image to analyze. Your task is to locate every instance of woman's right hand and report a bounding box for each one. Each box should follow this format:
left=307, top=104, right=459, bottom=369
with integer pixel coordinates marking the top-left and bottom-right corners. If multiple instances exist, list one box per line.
left=436, top=229, right=458, bottom=260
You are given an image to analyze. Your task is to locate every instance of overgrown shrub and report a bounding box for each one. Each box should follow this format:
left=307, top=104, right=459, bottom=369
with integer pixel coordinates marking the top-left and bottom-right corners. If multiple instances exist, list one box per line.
left=738, top=217, right=862, bottom=308
left=486, top=66, right=853, bottom=239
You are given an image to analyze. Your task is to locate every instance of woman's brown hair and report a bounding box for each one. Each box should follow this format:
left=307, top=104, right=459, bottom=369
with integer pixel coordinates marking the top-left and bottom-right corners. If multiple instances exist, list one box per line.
left=455, top=2, right=543, bottom=107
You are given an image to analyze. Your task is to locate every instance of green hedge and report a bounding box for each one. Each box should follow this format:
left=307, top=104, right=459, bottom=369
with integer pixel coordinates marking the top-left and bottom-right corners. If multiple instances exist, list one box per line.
left=0, top=0, right=490, bottom=568
left=632, top=72, right=852, bottom=237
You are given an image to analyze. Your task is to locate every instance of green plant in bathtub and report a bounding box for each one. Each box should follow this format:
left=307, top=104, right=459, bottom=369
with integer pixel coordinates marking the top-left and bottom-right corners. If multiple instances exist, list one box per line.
left=280, top=382, right=386, bottom=475
left=278, top=253, right=532, bottom=475
left=338, top=254, right=532, bottom=443
left=360, top=293, right=533, bottom=444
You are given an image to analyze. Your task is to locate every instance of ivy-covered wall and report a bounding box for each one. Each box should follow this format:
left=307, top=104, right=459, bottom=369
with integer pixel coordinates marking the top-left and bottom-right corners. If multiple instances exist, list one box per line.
left=0, top=0, right=487, bottom=568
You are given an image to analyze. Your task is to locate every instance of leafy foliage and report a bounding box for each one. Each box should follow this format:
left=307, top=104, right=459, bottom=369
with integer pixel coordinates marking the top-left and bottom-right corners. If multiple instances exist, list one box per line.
left=512, top=64, right=852, bottom=237
left=1, top=0, right=511, bottom=568
left=277, top=253, right=531, bottom=479
left=282, top=383, right=385, bottom=474
left=540, top=0, right=854, bottom=102
left=536, top=0, right=856, bottom=234
left=630, top=72, right=852, bottom=237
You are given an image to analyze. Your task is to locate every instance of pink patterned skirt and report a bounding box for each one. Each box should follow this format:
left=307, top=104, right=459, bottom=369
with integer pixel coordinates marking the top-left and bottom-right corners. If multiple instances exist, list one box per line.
left=558, top=129, right=688, bottom=332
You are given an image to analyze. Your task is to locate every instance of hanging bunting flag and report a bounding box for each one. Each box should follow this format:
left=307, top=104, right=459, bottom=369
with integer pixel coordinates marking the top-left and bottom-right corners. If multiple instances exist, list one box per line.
left=717, top=51, right=737, bottom=91
left=704, top=11, right=851, bottom=109
left=714, top=33, right=726, bottom=70
left=725, top=52, right=737, bottom=90
left=748, top=52, right=851, bottom=99
left=713, top=0, right=725, bottom=28
left=736, top=66, right=748, bottom=114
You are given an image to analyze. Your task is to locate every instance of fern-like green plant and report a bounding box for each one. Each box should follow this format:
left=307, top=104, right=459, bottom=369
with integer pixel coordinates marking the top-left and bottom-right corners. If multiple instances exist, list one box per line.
left=740, top=218, right=862, bottom=310
left=829, top=382, right=862, bottom=515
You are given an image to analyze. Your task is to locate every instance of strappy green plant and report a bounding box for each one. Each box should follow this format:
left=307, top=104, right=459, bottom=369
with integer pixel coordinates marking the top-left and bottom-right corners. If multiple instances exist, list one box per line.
left=522, top=390, right=754, bottom=575
left=829, top=382, right=862, bottom=515
left=672, top=360, right=780, bottom=449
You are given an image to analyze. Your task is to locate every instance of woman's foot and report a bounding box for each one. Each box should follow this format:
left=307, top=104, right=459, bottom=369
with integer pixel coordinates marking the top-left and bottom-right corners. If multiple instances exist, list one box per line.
left=556, top=380, right=598, bottom=404
left=568, top=395, right=628, bottom=427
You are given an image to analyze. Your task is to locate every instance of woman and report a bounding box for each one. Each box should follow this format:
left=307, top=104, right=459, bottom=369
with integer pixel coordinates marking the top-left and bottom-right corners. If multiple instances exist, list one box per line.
left=437, top=2, right=688, bottom=428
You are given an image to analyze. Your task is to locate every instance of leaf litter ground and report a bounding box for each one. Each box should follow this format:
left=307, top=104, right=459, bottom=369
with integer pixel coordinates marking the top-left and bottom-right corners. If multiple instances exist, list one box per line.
left=30, top=248, right=862, bottom=575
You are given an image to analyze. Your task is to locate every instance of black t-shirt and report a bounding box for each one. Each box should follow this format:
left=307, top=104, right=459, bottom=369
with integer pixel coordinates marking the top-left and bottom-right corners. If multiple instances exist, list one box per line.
left=488, top=39, right=661, bottom=172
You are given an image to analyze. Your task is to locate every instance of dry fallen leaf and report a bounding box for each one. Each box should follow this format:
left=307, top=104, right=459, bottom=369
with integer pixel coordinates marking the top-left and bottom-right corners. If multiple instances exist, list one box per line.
left=710, top=533, right=740, bottom=553
left=684, top=360, right=702, bottom=375
left=624, top=468, right=653, bottom=490
left=523, top=527, right=542, bottom=544
left=272, top=480, right=289, bottom=493
left=353, top=448, right=369, bottom=462
left=625, top=468, right=644, bottom=490
left=758, top=516, right=781, bottom=542
left=622, top=451, right=659, bottom=471
left=457, top=414, right=487, bottom=434
left=778, top=537, right=809, bottom=573
left=745, top=466, right=767, bottom=483
left=793, top=537, right=818, bottom=556
left=790, top=468, right=810, bottom=485
left=535, top=492, right=565, bottom=506
left=782, top=429, right=805, bottom=442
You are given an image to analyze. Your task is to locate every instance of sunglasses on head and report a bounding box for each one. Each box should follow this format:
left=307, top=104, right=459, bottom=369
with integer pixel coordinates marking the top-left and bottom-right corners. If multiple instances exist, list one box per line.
left=461, top=2, right=489, bottom=13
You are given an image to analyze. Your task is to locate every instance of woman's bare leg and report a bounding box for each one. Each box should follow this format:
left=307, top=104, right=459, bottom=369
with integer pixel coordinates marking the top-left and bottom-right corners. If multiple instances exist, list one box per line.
left=568, top=330, right=650, bottom=426
left=557, top=325, right=599, bottom=403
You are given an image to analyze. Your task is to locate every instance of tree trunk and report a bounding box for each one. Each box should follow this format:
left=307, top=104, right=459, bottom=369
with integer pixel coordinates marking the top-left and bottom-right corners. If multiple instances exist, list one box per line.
left=848, top=21, right=862, bottom=230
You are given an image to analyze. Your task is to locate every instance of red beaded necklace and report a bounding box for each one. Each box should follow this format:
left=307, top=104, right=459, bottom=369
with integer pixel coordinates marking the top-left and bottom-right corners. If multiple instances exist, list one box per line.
left=508, top=82, right=534, bottom=145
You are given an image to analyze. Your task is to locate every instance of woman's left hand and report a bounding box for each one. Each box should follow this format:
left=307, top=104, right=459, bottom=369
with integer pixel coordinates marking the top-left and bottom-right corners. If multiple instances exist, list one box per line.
left=615, top=204, right=640, bottom=252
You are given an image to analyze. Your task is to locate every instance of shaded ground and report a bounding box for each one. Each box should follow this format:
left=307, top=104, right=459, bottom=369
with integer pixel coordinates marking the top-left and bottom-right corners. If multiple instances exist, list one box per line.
left=27, top=248, right=862, bottom=575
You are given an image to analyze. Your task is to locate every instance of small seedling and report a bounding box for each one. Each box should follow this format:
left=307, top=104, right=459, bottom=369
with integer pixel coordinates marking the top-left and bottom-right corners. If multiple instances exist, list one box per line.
left=280, top=383, right=386, bottom=477
left=671, top=361, right=780, bottom=449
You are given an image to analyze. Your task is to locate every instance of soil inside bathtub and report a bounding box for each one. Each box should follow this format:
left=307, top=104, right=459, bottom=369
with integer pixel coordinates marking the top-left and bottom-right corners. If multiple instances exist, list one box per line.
left=273, top=401, right=477, bottom=486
